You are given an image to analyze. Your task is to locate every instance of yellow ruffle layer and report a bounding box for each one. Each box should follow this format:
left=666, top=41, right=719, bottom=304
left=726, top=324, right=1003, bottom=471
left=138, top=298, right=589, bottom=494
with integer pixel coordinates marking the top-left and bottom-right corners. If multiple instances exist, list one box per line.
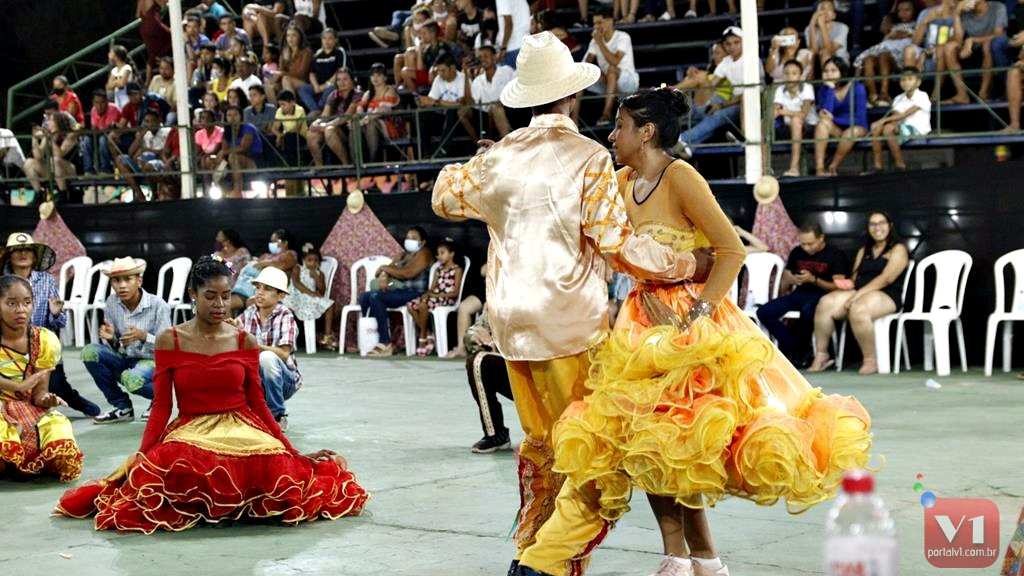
left=553, top=318, right=872, bottom=522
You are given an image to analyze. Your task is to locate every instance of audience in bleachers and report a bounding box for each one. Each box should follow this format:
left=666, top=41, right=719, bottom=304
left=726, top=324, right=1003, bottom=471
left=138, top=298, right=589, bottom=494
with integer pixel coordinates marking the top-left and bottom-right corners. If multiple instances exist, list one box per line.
left=138, top=0, right=172, bottom=84
left=806, top=0, right=851, bottom=65
left=217, top=105, right=265, bottom=197
left=24, top=105, right=78, bottom=201
left=355, top=63, right=403, bottom=163
left=230, top=57, right=264, bottom=94
left=50, top=76, right=85, bottom=126
left=767, top=26, right=815, bottom=82
left=106, top=45, right=136, bottom=109
left=814, top=57, right=868, bottom=175
left=460, top=44, right=516, bottom=139
left=773, top=59, right=818, bottom=176
left=856, top=0, right=918, bottom=105
left=242, top=0, right=289, bottom=48
left=495, top=0, right=532, bottom=67
left=244, top=84, right=277, bottom=135
left=943, top=0, right=1007, bottom=103
left=113, top=109, right=174, bottom=201
left=215, top=13, right=252, bottom=54
left=396, top=18, right=450, bottom=92
left=582, top=7, right=640, bottom=125
left=684, top=0, right=736, bottom=19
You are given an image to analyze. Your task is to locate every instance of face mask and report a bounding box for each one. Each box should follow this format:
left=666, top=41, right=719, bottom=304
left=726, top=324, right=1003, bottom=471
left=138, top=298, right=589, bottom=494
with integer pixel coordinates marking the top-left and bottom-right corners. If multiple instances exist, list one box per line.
left=52, top=88, right=66, bottom=96
left=404, top=239, right=421, bottom=253
left=268, top=242, right=281, bottom=254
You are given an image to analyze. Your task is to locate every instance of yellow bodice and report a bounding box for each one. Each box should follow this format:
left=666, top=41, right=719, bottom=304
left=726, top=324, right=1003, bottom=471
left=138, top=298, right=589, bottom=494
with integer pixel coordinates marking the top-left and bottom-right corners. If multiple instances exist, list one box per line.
left=634, top=221, right=711, bottom=254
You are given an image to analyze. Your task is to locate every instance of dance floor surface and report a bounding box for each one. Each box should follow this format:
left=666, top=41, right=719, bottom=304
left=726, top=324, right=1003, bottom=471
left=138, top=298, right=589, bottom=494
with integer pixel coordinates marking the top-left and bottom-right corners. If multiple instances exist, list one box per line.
left=2, top=351, right=1019, bottom=576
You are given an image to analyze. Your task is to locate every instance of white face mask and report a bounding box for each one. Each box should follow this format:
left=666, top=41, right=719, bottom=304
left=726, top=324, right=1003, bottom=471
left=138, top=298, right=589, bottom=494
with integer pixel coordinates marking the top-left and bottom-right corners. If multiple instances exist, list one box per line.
left=404, top=239, right=421, bottom=253
left=268, top=242, right=282, bottom=254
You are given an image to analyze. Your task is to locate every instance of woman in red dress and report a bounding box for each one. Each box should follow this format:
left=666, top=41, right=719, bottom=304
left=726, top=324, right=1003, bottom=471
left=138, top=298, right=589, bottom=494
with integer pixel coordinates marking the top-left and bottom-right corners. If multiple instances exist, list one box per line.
left=57, top=256, right=368, bottom=533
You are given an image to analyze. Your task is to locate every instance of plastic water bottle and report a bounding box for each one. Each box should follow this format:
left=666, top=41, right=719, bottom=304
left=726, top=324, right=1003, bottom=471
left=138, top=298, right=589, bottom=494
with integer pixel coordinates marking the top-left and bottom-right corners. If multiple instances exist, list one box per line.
left=825, top=471, right=899, bottom=576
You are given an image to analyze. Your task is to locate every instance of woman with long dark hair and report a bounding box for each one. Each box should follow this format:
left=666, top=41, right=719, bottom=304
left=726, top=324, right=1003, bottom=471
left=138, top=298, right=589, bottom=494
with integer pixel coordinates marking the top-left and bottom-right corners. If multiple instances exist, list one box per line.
left=809, top=210, right=909, bottom=374
left=57, top=256, right=367, bottom=531
left=549, top=88, right=873, bottom=576
left=354, top=63, right=401, bottom=164
left=813, top=57, right=869, bottom=175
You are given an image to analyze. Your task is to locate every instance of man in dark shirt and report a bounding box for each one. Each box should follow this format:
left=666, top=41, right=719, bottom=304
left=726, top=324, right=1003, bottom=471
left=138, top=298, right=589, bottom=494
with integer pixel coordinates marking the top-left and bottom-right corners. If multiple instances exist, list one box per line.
left=757, top=222, right=848, bottom=365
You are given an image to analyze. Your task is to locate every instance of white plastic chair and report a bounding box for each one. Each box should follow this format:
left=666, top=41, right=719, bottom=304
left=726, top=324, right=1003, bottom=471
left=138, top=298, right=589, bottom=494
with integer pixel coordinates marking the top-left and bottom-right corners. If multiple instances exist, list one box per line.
left=984, top=248, right=1024, bottom=376
left=337, top=255, right=391, bottom=355
left=59, top=256, right=93, bottom=348
left=302, top=256, right=338, bottom=354
left=836, top=259, right=915, bottom=374
left=156, top=257, right=194, bottom=324
left=84, top=260, right=113, bottom=344
left=894, top=250, right=972, bottom=376
left=741, top=252, right=785, bottom=323
left=430, top=256, right=471, bottom=357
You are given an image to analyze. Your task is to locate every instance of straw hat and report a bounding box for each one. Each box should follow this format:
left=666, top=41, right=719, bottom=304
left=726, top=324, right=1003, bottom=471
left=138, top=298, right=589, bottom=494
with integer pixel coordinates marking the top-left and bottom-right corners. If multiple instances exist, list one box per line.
left=500, top=32, right=601, bottom=109
left=4, top=233, right=57, bottom=271
left=346, top=190, right=365, bottom=214
left=753, top=175, right=780, bottom=204
left=103, top=257, right=147, bottom=278
left=252, top=266, right=291, bottom=294
left=38, top=201, right=55, bottom=221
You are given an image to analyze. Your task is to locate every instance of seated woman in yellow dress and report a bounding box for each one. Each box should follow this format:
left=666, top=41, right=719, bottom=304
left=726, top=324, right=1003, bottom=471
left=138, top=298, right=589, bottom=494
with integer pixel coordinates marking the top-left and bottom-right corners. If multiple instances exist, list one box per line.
left=551, top=88, right=873, bottom=576
left=0, top=274, right=83, bottom=482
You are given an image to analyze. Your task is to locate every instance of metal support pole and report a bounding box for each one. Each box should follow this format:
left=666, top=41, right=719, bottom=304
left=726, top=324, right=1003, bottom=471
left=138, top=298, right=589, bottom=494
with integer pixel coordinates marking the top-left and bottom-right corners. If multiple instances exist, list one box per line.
left=169, top=0, right=195, bottom=199
left=740, top=0, right=763, bottom=184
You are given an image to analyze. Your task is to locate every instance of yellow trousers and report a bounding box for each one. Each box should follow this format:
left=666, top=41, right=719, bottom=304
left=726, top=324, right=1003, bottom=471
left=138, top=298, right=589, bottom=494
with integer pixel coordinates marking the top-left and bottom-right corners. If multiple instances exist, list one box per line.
left=506, top=353, right=610, bottom=576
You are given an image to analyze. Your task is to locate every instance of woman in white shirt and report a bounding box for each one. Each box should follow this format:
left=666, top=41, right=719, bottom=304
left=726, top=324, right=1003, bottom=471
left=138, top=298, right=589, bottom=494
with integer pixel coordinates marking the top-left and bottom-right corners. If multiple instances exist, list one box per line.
left=106, top=45, right=136, bottom=109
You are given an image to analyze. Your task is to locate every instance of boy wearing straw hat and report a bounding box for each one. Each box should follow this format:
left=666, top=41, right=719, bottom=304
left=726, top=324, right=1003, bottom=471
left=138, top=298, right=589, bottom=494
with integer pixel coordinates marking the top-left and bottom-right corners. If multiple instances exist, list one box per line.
left=235, top=266, right=301, bottom=432
left=433, top=31, right=712, bottom=576
left=1, top=233, right=101, bottom=416
left=84, top=257, right=171, bottom=424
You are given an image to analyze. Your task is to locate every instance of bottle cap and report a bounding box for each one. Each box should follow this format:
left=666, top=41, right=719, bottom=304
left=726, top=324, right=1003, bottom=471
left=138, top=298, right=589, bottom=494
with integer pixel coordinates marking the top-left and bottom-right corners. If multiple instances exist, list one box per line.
left=842, top=470, right=874, bottom=493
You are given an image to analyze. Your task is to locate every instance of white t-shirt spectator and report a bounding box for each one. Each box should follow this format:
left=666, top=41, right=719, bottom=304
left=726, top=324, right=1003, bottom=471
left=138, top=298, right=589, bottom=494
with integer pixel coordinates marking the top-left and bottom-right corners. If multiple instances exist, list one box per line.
left=429, top=71, right=467, bottom=103
left=713, top=54, right=765, bottom=91
left=143, top=126, right=174, bottom=152
left=892, top=89, right=931, bottom=135
left=470, top=66, right=516, bottom=111
left=0, top=128, right=26, bottom=170
left=803, top=21, right=850, bottom=62
left=496, top=0, right=531, bottom=52
left=773, top=83, right=818, bottom=126
left=230, top=74, right=263, bottom=93
left=585, top=30, right=638, bottom=78
left=294, top=0, right=327, bottom=26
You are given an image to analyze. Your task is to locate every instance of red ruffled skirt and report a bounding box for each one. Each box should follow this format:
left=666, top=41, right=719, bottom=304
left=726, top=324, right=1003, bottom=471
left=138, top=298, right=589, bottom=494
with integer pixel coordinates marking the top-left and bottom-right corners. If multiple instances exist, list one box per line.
left=56, top=409, right=367, bottom=533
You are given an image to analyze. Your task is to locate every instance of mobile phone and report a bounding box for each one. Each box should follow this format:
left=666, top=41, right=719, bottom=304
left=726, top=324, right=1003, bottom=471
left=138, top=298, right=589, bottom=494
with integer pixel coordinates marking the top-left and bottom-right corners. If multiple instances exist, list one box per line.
left=777, top=35, right=797, bottom=47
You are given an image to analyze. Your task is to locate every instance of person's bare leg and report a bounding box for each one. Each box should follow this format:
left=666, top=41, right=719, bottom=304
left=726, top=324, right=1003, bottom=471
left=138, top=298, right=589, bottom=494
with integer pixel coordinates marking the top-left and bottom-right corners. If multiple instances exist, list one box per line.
left=943, top=42, right=970, bottom=103
left=871, top=121, right=886, bottom=168
left=848, top=292, right=896, bottom=374
left=810, top=290, right=853, bottom=370
left=23, top=159, right=44, bottom=193
left=814, top=119, right=833, bottom=174
left=54, top=158, right=75, bottom=194
left=1006, top=67, right=1022, bottom=130
left=932, top=49, right=948, bottom=100
left=393, top=53, right=405, bottom=91
left=979, top=39, right=994, bottom=100
left=578, top=0, right=588, bottom=23
left=323, top=304, right=336, bottom=340
left=885, top=123, right=906, bottom=168
left=789, top=115, right=804, bottom=173
left=862, top=58, right=879, bottom=102
left=828, top=126, right=867, bottom=173
left=325, top=125, right=351, bottom=164
left=307, top=128, right=325, bottom=166
left=457, top=106, right=479, bottom=141
left=683, top=507, right=717, bottom=559
left=879, top=52, right=894, bottom=100
left=648, top=494, right=688, bottom=557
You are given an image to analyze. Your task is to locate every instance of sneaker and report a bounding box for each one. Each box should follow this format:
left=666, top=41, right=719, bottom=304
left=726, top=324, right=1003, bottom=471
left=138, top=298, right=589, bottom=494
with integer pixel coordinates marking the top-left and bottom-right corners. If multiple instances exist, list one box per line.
left=669, top=141, right=693, bottom=160
left=506, top=560, right=519, bottom=576
left=659, top=10, right=673, bottom=20
left=276, top=414, right=289, bottom=433
left=648, top=556, right=694, bottom=576
left=94, top=407, right=134, bottom=424
left=685, top=9, right=698, bottom=17
left=471, top=433, right=511, bottom=453
left=692, top=558, right=730, bottom=576
left=141, top=402, right=153, bottom=421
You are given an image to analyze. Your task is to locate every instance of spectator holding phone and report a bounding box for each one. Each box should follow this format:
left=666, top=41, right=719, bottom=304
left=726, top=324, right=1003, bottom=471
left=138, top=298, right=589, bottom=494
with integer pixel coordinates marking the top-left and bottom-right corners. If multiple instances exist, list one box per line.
left=766, top=26, right=814, bottom=82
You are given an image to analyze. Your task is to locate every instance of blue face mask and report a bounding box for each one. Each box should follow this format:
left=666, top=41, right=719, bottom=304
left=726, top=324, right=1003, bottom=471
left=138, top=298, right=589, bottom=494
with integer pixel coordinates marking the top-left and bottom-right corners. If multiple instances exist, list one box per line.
left=268, top=242, right=281, bottom=255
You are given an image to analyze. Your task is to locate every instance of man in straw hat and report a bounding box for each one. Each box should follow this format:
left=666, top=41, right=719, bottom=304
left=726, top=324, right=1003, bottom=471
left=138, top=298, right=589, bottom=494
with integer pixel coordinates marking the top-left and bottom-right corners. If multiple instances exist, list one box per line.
left=83, top=257, right=171, bottom=424
left=1, top=233, right=101, bottom=416
left=433, top=31, right=712, bottom=576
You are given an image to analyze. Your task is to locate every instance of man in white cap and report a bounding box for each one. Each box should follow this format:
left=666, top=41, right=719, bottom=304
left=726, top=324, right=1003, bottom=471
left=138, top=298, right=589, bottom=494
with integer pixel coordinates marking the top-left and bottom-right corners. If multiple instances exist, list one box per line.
left=85, top=257, right=171, bottom=424
left=433, top=31, right=712, bottom=576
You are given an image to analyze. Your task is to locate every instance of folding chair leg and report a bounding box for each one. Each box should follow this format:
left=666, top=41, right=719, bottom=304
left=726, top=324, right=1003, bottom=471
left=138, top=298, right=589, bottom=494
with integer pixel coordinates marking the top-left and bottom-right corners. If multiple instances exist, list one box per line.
left=955, top=319, right=967, bottom=373
left=985, top=318, right=999, bottom=376
left=1003, top=322, right=1014, bottom=373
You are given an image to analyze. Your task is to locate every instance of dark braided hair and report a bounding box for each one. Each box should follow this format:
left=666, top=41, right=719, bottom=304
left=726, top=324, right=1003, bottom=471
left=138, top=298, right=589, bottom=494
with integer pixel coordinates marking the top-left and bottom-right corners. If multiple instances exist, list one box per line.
left=0, top=275, right=35, bottom=367
left=188, top=255, right=233, bottom=293
left=619, top=87, right=690, bottom=149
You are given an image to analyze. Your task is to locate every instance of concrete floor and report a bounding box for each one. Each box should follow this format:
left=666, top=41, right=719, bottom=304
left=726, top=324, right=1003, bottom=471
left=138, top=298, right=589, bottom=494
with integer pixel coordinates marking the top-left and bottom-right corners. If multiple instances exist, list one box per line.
left=1, top=351, right=1020, bottom=576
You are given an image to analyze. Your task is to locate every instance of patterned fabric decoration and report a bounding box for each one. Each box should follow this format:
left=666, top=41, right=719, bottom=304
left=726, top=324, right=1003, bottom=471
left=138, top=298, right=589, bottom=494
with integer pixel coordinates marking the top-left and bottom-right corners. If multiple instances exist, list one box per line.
left=33, top=211, right=86, bottom=282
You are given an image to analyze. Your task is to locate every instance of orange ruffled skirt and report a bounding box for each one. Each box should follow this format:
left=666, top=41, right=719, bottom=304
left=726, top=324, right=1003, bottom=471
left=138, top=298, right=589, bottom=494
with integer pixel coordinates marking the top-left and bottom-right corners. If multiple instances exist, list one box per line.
left=552, top=283, right=872, bottom=522
left=56, top=409, right=367, bottom=533
left=0, top=398, right=82, bottom=482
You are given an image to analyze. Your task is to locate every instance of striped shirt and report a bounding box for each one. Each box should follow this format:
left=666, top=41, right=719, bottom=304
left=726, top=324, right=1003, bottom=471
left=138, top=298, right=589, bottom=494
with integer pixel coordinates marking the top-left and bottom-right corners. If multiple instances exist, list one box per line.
left=239, top=303, right=302, bottom=390
left=2, top=268, right=66, bottom=333
left=102, top=289, right=172, bottom=359
left=395, top=252, right=431, bottom=294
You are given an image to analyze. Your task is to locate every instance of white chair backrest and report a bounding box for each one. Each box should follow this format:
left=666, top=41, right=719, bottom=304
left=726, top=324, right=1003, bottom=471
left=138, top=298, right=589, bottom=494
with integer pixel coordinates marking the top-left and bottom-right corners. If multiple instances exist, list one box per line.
left=993, top=248, right=1024, bottom=314
left=742, top=252, right=785, bottom=307
left=60, top=256, right=93, bottom=302
left=90, top=260, right=113, bottom=305
left=348, top=255, right=391, bottom=303
left=426, top=255, right=471, bottom=296
left=907, top=250, right=972, bottom=314
left=896, top=259, right=915, bottom=311
left=320, top=256, right=338, bottom=297
left=156, top=257, right=193, bottom=306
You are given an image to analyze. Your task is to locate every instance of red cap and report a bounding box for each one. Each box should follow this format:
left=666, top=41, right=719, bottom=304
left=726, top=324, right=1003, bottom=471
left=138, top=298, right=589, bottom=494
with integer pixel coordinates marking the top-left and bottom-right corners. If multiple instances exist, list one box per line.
left=842, top=471, right=874, bottom=493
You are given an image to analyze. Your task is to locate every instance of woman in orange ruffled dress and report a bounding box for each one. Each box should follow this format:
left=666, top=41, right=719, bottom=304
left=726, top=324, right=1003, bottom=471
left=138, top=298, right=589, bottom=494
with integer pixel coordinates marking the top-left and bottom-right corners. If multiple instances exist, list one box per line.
left=0, top=275, right=82, bottom=482
left=57, top=256, right=367, bottom=533
left=552, top=88, right=873, bottom=576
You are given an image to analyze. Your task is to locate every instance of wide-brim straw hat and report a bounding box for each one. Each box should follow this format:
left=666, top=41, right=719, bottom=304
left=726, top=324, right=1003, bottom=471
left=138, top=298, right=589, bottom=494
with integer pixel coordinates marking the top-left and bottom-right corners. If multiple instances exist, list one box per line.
left=753, top=175, right=780, bottom=204
left=346, top=190, right=365, bottom=214
left=500, top=32, right=601, bottom=109
left=104, top=257, right=147, bottom=278
left=252, top=266, right=291, bottom=294
left=4, top=232, right=57, bottom=272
